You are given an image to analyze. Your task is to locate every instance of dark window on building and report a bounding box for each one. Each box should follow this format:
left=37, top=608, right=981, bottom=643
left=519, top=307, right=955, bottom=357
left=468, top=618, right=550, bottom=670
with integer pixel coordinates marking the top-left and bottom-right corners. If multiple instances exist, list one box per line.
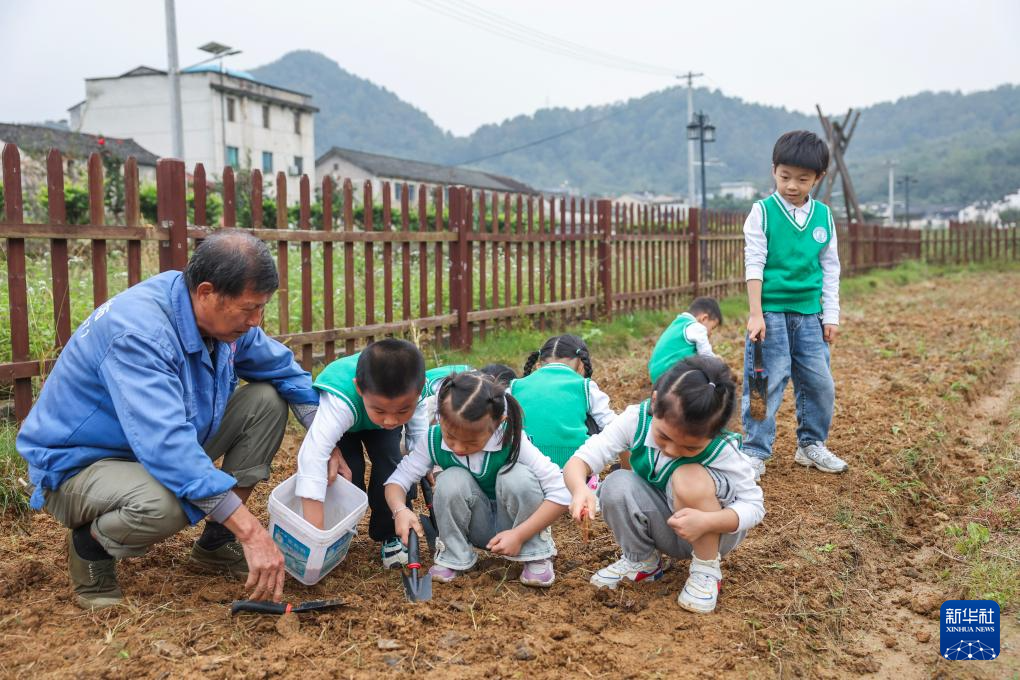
left=294, top=156, right=304, bottom=176
left=294, top=111, right=301, bottom=134
left=226, top=146, right=239, bottom=170
left=333, top=162, right=339, bottom=171
left=262, top=151, right=273, bottom=174
left=227, top=97, right=236, bottom=122
left=262, top=105, right=270, bottom=129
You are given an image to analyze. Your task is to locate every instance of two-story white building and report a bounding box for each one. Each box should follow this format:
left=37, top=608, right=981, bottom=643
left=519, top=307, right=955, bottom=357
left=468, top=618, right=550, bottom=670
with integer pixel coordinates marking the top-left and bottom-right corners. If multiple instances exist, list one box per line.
left=68, top=65, right=317, bottom=202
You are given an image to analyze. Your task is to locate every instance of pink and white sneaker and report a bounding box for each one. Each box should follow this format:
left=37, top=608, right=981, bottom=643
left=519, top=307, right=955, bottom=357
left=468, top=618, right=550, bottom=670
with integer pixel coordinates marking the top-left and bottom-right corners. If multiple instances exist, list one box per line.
left=428, top=564, right=462, bottom=583
left=519, top=558, right=555, bottom=587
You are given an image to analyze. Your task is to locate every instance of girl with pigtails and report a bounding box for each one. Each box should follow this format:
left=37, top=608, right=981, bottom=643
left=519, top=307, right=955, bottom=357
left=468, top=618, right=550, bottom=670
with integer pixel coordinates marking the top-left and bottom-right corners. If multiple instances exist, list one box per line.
left=564, top=356, right=765, bottom=614
left=384, top=371, right=570, bottom=587
left=508, top=335, right=617, bottom=470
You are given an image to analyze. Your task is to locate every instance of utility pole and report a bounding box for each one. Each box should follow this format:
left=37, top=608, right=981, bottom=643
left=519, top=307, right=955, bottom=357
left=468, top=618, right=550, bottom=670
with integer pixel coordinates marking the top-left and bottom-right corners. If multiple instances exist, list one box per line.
left=164, top=0, right=185, bottom=160
left=677, top=71, right=704, bottom=208
left=899, top=175, right=917, bottom=229
left=887, top=160, right=896, bottom=226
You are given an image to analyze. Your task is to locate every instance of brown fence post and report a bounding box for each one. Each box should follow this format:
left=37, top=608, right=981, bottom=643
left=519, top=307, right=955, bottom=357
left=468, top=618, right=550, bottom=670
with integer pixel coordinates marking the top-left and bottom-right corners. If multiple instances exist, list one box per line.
left=449, top=187, right=471, bottom=349
left=3, top=144, right=32, bottom=421
left=597, top=199, right=613, bottom=320
left=156, top=158, right=188, bottom=271
left=849, top=222, right=859, bottom=272
left=688, top=207, right=700, bottom=297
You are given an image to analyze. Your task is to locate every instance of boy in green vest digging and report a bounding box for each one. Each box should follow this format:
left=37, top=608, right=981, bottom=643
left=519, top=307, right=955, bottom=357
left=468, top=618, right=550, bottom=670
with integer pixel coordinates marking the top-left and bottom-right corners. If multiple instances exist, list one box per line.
left=648, top=296, right=722, bottom=384
left=741, top=130, right=847, bottom=481
left=295, top=339, right=428, bottom=568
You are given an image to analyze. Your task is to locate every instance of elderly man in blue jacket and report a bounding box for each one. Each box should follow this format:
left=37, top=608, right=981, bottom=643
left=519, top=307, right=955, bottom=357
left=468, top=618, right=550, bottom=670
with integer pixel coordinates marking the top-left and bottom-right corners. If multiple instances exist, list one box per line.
left=17, top=230, right=319, bottom=609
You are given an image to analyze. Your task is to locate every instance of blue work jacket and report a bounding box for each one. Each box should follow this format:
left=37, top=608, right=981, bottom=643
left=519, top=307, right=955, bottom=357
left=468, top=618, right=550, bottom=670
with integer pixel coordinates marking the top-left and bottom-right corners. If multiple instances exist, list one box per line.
left=16, top=271, right=317, bottom=523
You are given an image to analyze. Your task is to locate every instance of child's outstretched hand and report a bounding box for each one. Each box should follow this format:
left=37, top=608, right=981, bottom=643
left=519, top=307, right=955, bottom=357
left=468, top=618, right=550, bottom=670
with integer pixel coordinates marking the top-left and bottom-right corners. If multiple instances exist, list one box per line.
left=487, top=529, right=523, bottom=557
left=569, top=489, right=597, bottom=525
left=667, top=508, right=712, bottom=543
left=394, top=507, right=423, bottom=547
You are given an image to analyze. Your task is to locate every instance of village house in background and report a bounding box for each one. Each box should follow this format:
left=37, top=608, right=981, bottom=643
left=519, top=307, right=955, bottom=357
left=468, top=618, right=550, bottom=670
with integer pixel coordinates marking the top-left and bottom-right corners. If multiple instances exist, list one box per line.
left=614, top=191, right=688, bottom=212
left=0, top=122, right=158, bottom=208
left=718, top=181, right=757, bottom=201
left=315, top=147, right=536, bottom=204
left=958, top=188, right=1020, bottom=226
left=68, top=65, right=317, bottom=202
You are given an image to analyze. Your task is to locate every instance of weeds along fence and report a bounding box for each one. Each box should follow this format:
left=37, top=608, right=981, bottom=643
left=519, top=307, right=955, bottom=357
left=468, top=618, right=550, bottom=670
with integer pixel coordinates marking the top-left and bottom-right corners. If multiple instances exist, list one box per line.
left=1, top=145, right=958, bottom=420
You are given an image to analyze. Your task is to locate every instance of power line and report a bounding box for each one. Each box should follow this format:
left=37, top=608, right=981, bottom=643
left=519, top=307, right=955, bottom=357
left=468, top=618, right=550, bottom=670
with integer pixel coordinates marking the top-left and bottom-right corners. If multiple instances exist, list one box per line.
left=409, top=0, right=683, bottom=77
left=453, top=108, right=626, bottom=166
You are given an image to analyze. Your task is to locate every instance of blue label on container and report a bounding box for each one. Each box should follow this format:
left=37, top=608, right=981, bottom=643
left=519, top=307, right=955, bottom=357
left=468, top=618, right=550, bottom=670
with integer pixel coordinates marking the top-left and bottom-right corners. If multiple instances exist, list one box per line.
left=273, top=524, right=310, bottom=578
left=940, top=600, right=1000, bottom=660
left=321, top=531, right=354, bottom=574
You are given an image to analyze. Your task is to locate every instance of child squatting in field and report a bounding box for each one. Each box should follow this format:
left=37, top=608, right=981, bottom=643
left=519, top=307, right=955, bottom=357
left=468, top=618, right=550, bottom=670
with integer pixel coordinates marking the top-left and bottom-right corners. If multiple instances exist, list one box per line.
left=564, top=356, right=765, bottom=614
left=741, top=130, right=847, bottom=480
left=294, top=339, right=428, bottom=568
left=384, top=371, right=570, bottom=586
left=647, top=296, right=723, bottom=384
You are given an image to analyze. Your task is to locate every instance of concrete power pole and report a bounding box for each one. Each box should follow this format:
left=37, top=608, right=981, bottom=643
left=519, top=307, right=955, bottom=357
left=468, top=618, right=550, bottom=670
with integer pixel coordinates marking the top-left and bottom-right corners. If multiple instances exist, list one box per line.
left=678, top=71, right=704, bottom=208
left=887, top=160, right=896, bottom=226
left=164, top=0, right=185, bottom=160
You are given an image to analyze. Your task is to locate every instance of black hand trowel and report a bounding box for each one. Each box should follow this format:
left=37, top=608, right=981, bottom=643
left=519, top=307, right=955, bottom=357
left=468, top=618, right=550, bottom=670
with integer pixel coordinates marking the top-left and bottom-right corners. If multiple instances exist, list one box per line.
left=749, top=339, right=768, bottom=420
left=400, top=531, right=433, bottom=603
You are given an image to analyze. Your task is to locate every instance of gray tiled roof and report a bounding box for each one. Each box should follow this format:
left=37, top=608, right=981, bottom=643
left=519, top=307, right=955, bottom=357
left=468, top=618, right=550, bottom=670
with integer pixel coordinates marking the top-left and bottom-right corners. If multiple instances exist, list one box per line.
left=0, top=123, right=160, bottom=166
left=316, top=147, right=536, bottom=194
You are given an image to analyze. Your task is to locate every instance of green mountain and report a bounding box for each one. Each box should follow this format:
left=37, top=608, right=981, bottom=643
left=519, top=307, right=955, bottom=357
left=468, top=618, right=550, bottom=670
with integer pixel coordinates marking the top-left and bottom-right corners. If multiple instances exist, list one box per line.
left=252, top=51, right=1020, bottom=208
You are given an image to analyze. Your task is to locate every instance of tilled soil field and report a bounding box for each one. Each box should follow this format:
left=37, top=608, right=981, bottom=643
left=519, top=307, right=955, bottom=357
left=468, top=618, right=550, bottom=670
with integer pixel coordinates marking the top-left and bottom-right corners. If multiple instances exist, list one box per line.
left=2, top=269, right=1020, bottom=679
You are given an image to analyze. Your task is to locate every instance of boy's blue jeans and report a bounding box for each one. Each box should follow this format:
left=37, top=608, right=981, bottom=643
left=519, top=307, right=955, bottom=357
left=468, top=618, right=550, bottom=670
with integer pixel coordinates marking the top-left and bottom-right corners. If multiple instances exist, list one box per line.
left=741, top=311, right=835, bottom=461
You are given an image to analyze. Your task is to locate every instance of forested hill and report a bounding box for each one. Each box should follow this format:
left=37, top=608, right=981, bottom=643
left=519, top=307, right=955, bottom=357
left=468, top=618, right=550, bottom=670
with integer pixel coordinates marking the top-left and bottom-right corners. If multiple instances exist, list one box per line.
left=252, top=50, right=1020, bottom=207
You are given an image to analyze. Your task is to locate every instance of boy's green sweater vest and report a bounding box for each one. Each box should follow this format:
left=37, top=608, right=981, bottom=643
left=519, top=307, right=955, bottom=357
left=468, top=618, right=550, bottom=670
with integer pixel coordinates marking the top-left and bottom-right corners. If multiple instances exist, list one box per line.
left=510, top=363, right=589, bottom=468
left=759, top=193, right=833, bottom=315
left=313, top=353, right=382, bottom=433
left=648, top=312, right=697, bottom=384
left=423, top=364, right=472, bottom=398
left=629, top=400, right=742, bottom=492
left=427, top=425, right=510, bottom=499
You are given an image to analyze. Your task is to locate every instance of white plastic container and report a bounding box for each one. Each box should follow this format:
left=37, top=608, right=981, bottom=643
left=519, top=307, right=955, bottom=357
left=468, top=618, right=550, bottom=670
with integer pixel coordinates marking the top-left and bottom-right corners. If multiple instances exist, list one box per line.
left=267, top=474, right=368, bottom=586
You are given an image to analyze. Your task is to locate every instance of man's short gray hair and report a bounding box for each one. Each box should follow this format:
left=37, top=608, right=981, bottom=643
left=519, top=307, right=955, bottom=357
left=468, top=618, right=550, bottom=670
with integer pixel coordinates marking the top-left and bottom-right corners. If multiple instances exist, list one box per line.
left=183, top=229, right=278, bottom=297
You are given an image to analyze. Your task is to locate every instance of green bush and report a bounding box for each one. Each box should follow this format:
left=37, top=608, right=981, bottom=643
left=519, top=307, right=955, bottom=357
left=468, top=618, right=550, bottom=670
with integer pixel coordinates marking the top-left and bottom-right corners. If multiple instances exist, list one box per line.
left=139, top=183, right=224, bottom=226
left=35, top=182, right=92, bottom=224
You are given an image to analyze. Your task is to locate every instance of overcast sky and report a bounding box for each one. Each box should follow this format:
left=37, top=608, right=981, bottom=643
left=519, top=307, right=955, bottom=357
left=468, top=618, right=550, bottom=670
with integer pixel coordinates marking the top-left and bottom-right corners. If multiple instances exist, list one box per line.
left=1, top=0, right=1018, bottom=136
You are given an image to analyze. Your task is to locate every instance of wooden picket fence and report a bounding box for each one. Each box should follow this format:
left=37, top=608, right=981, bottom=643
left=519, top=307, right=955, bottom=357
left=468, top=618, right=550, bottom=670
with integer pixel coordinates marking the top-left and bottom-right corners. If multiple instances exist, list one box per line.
left=5, top=144, right=981, bottom=421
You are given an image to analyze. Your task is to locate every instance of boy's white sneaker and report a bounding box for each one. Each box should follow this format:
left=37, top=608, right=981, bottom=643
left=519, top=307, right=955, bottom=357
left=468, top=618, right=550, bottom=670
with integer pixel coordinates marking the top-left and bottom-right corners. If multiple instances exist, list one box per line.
left=794, top=442, right=848, bottom=473
left=678, top=554, right=722, bottom=614
left=590, top=555, right=664, bottom=589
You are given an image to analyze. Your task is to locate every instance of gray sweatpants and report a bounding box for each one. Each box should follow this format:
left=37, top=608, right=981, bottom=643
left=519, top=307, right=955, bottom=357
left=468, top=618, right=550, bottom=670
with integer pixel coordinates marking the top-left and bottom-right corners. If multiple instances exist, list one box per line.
left=43, top=383, right=288, bottom=559
left=599, top=469, right=746, bottom=563
left=432, top=464, right=556, bottom=570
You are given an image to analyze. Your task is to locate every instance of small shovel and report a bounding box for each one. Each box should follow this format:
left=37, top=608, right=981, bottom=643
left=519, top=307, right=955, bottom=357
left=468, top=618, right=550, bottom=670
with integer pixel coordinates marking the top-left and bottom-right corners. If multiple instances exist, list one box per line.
left=419, top=478, right=439, bottom=554
left=400, top=531, right=433, bottom=603
left=749, top=339, right=768, bottom=421
left=230, top=599, right=345, bottom=616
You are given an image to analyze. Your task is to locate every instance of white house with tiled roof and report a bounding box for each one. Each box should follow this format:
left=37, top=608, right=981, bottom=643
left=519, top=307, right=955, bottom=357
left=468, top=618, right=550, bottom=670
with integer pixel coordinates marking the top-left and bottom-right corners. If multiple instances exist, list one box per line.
left=68, top=65, right=317, bottom=201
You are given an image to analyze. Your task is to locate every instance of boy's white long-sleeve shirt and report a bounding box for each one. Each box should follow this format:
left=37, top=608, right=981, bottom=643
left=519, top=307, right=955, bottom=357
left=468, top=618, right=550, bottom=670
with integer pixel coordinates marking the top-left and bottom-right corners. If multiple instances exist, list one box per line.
left=743, top=193, right=841, bottom=325
left=295, top=391, right=428, bottom=501
left=506, top=371, right=617, bottom=430
left=385, top=425, right=572, bottom=506
left=680, top=315, right=716, bottom=357
left=571, top=404, right=765, bottom=532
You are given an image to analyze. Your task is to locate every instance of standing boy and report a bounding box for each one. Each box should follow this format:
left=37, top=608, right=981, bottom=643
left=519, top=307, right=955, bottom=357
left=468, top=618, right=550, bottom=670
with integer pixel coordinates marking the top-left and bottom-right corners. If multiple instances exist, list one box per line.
left=741, top=130, right=847, bottom=480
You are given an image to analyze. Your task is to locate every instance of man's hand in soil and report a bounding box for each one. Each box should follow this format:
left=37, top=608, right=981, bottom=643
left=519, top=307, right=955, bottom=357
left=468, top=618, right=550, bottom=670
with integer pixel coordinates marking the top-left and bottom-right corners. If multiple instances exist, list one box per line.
left=224, top=505, right=285, bottom=602
left=823, top=324, right=839, bottom=344
left=327, top=447, right=352, bottom=485
left=667, top=508, right=714, bottom=543
left=747, top=313, right=767, bottom=342
left=487, top=529, right=524, bottom=557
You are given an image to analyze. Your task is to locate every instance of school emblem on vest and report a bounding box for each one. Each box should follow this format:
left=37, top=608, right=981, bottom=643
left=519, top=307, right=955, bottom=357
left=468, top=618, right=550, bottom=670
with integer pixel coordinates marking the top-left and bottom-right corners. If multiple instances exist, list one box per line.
left=812, top=227, right=827, bottom=243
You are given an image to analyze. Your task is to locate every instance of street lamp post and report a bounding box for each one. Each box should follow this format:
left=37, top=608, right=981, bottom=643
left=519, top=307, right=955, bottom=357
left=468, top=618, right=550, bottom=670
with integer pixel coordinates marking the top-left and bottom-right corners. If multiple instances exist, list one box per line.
left=687, top=111, right=716, bottom=276
left=196, top=42, right=242, bottom=173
